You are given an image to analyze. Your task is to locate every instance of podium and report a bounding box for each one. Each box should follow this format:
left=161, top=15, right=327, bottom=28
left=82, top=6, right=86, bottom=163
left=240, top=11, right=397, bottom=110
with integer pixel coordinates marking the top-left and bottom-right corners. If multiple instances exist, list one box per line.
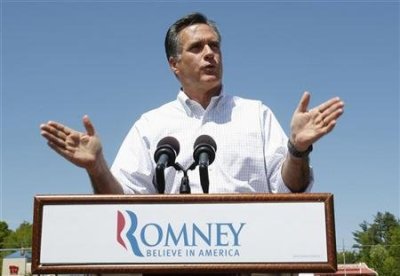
left=31, top=193, right=337, bottom=274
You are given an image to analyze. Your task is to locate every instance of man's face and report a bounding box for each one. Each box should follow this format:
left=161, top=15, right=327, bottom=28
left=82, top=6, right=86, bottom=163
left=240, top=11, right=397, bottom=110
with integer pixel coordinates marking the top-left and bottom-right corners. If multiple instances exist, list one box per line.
left=170, top=23, right=223, bottom=92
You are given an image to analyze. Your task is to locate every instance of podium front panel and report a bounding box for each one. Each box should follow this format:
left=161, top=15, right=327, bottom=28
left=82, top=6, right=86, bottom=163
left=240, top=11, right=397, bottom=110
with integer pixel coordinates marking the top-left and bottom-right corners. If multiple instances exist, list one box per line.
left=32, top=194, right=337, bottom=273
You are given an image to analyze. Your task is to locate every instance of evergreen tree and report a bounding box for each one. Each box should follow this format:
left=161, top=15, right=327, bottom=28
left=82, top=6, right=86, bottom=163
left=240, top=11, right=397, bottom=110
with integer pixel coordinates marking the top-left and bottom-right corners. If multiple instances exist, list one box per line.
left=0, top=221, right=11, bottom=249
left=353, top=211, right=400, bottom=275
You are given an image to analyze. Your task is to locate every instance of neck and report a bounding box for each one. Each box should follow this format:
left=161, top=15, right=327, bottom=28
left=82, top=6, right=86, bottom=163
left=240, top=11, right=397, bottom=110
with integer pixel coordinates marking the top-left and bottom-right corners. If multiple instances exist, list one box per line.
left=183, top=84, right=222, bottom=109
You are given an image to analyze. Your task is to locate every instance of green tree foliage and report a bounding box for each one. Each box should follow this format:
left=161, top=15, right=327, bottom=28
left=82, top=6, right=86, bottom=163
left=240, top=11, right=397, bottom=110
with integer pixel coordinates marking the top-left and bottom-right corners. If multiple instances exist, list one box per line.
left=386, top=226, right=400, bottom=273
left=3, top=221, right=32, bottom=249
left=336, top=249, right=359, bottom=264
left=0, top=221, right=32, bottom=273
left=0, top=221, right=11, bottom=249
left=352, top=211, right=400, bottom=275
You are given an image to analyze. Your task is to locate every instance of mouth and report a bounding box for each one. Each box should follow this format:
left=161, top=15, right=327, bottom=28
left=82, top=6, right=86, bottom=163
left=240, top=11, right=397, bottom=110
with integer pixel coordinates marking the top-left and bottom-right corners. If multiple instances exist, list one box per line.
left=202, top=64, right=218, bottom=73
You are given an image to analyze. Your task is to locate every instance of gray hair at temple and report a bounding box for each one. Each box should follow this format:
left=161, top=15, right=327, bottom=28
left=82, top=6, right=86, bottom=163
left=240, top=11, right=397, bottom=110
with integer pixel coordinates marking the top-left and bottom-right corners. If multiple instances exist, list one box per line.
left=164, top=12, right=222, bottom=61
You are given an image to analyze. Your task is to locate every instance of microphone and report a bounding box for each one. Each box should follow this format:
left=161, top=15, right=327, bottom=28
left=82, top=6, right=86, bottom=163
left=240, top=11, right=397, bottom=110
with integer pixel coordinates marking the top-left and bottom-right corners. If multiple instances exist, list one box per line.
left=193, top=135, right=217, bottom=193
left=153, top=136, right=180, bottom=193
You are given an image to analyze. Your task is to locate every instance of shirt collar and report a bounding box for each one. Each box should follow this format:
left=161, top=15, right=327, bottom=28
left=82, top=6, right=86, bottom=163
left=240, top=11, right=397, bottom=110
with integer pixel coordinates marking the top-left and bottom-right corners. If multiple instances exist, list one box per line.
left=177, top=89, right=225, bottom=116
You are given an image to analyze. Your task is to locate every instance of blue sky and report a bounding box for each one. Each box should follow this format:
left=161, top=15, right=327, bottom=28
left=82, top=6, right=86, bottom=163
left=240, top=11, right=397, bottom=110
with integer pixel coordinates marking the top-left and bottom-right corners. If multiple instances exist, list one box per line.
left=1, top=1, right=399, bottom=251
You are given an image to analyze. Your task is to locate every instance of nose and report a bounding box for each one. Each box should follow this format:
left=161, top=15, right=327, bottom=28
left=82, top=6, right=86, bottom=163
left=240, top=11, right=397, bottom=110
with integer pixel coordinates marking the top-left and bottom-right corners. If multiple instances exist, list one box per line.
left=203, top=44, right=215, bottom=59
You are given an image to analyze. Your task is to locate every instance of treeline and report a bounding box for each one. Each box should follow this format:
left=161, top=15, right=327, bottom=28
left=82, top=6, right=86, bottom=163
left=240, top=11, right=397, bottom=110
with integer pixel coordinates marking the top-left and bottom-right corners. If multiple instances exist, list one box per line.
left=0, top=221, right=33, bottom=272
left=337, top=211, right=400, bottom=275
left=0, top=212, right=399, bottom=275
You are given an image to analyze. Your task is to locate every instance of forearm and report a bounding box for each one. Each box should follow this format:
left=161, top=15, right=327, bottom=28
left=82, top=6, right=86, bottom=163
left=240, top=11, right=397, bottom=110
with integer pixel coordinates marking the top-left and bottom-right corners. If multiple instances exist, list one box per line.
left=87, top=154, right=124, bottom=194
left=281, top=154, right=311, bottom=193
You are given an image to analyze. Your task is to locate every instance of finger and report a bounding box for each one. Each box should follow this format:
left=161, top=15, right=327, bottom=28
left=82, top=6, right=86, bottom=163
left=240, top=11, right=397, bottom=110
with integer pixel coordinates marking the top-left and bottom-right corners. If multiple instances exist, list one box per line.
left=83, top=115, right=96, bottom=136
left=47, top=141, right=74, bottom=160
left=46, top=121, right=73, bottom=136
left=322, top=100, right=345, bottom=117
left=317, top=97, right=342, bottom=114
left=40, top=123, right=68, bottom=140
left=322, top=119, right=338, bottom=134
left=322, top=107, right=344, bottom=125
left=296, top=91, right=311, bottom=113
left=41, top=130, right=67, bottom=149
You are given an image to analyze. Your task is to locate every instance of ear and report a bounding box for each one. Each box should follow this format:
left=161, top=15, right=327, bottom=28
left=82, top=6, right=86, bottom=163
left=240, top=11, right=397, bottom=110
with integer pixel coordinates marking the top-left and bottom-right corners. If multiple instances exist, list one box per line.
left=168, top=56, right=179, bottom=75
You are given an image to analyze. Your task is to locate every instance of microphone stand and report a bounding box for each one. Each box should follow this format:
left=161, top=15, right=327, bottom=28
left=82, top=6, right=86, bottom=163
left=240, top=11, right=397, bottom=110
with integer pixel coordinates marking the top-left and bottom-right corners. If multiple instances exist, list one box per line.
left=199, top=164, right=210, bottom=194
left=154, top=165, right=166, bottom=194
left=174, top=162, right=196, bottom=194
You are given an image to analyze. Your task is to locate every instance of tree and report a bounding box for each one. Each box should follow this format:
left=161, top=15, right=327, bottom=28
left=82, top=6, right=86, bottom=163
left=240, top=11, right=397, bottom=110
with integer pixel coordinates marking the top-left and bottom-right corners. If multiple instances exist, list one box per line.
left=3, top=221, right=32, bottom=250
left=0, top=221, right=11, bottom=249
left=336, top=249, right=359, bottom=264
left=0, top=221, right=12, bottom=273
left=353, top=211, right=400, bottom=275
left=386, top=226, right=400, bottom=272
left=0, top=221, right=33, bottom=273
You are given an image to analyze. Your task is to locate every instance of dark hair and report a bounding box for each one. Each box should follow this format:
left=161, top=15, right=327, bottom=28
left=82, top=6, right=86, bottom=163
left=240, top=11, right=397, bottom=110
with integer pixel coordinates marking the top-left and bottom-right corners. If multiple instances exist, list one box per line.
left=164, top=12, right=221, bottom=61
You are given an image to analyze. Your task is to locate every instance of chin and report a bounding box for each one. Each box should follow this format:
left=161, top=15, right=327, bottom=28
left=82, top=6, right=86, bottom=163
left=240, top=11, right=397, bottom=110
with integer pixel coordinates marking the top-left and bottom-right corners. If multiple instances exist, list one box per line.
left=203, top=82, right=222, bottom=93
left=202, top=75, right=222, bottom=84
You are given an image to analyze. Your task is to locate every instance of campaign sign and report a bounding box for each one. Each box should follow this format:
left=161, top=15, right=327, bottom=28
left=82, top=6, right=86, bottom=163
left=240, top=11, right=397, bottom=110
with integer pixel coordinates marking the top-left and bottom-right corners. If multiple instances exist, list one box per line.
left=32, top=194, right=337, bottom=273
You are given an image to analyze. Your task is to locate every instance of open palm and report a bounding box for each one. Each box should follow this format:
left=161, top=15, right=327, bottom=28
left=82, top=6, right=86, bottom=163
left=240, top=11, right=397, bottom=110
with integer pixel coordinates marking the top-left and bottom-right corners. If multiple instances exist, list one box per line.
left=40, top=115, right=102, bottom=171
left=290, top=92, right=344, bottom=151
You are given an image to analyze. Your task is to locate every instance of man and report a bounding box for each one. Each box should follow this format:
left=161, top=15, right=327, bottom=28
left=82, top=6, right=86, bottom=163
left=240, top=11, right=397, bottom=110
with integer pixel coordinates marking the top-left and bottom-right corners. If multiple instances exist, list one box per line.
left=40, top=12, right=344, bottom=196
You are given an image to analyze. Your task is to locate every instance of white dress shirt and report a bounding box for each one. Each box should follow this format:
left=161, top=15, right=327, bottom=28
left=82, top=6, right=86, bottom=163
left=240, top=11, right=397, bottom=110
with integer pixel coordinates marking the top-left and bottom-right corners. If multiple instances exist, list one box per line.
left=110, top=90, right=313, bottom=194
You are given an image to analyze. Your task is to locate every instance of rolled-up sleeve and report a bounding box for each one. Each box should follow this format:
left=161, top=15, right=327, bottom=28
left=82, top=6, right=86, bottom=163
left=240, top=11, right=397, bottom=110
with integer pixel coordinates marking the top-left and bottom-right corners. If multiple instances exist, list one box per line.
left=261, top=105, right=314, bottom=193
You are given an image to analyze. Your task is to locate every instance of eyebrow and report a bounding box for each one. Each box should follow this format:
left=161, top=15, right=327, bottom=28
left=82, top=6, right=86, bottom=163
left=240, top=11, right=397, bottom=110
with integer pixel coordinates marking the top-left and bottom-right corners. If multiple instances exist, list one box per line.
left=186, top=39, right=220, bottom=49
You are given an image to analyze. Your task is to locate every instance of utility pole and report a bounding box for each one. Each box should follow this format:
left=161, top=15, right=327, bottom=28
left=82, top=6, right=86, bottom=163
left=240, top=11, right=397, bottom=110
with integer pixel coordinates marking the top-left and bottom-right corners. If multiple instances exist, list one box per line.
left=342, top=239, right=347, bottom=276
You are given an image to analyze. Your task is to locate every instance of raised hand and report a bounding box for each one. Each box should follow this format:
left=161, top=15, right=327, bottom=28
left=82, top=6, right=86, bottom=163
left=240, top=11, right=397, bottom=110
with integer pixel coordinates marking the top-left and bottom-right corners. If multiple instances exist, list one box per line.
left=40, top=115, right=103, bottom=172
left=290, top=91, right=345, bottom=151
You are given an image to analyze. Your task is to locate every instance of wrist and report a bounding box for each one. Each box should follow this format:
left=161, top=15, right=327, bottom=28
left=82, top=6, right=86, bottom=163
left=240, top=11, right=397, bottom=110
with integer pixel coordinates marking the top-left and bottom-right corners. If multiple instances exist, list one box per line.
left=87, top=153, right=108, bottom=177
left=287, top=139, right=313, bottom=159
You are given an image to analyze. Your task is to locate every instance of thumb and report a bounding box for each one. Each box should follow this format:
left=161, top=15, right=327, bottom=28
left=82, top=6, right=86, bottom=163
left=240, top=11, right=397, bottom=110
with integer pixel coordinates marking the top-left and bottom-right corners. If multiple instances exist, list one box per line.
left=296, top=91, right=311, bottom=113
left=82, top=115, right=96, bottom=136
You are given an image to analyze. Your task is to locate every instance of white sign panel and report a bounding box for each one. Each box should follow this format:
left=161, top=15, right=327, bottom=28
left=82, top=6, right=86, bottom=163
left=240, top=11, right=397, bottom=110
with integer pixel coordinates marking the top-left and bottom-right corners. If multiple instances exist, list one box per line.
left=40, top=202, right=327, bottom=264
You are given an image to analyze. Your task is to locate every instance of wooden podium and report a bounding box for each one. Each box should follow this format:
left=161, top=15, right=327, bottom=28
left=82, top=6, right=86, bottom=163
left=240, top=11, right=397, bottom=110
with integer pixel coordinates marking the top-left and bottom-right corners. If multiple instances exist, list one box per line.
left=31, top=193, right=337, bottom=274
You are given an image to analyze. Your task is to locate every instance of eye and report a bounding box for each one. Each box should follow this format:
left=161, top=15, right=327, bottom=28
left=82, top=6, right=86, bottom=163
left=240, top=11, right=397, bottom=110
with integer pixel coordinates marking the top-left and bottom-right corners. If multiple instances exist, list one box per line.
left=188, top=43, right=202, bottom=53
left=209, top=42, right=220, bottom=51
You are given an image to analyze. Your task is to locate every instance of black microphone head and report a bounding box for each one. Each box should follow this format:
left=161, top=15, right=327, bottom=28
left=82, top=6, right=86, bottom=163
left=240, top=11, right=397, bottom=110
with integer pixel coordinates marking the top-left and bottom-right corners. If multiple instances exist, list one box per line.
left=157, top=136, right=180, bottom=154
left=154, top=136, right=180, bottom=166
left=194, top=135, right=217, bottom=152
left=193, top=135, right=217, bottom=165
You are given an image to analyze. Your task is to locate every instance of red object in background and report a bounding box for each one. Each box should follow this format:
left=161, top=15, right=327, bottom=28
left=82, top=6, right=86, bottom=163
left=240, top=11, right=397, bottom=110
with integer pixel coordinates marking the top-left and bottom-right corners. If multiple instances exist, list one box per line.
left=9, top=265, right=19, bottom=275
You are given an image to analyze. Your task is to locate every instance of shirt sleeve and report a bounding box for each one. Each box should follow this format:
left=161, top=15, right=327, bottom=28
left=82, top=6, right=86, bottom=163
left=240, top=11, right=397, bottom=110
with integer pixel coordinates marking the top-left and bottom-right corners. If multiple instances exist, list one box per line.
left=110, top=121, right=157, bottom=194
left=261, top=105, right=314, bottom=193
